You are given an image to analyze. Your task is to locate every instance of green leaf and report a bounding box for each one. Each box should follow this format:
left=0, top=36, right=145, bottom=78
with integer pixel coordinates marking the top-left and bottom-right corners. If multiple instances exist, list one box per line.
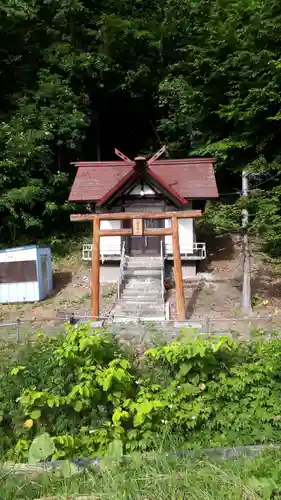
left=119, top=359, right=130, bottom=370
left=10, top=365, right=25, bottom=376
left=189, top=374, right=200, bottom=385
left=58, top=460, right=78, bottom=478
left=20, top=394, right=31, bottom=406
left=106, top=439, right=123, bottom=461
left=74, top=401, right=83, bottom=412
left=28, top=433, right=55, bottom=464
left=103, top=374, right=113, bottom=391
left=30, top=410, right=41, bottom=420
left=179, top=363, right=192, bottom=376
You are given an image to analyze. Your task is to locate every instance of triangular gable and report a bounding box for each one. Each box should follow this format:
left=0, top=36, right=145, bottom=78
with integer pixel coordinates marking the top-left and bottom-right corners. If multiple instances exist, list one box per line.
left=97, top=165, right=188, bottom=208
left=128, top=183, right=157, bottom=196
left=96, top=168, right=137, bottom=207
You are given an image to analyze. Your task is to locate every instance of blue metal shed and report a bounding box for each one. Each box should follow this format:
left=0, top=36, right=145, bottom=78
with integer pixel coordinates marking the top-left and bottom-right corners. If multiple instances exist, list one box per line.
left=0, top=245, right=53, bottom=303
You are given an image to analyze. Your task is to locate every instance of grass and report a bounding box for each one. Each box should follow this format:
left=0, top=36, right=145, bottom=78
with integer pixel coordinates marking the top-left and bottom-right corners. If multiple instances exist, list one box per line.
left=0, top=324, right=64, bottom=343
left=1, top=450, right=281, bottom=499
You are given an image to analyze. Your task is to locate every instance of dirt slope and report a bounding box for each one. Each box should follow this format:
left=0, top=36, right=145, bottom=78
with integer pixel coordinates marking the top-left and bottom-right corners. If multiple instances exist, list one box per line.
left=169, top=235, right=281, bottom=328
left=1, top=237, right=281, bottom=334
left=0, top=251, right=116, bottom=329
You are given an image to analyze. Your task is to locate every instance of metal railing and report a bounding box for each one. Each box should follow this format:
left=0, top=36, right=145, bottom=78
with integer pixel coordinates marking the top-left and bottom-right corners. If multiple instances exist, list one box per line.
left=0, top=320, right=21, bottom=342
left=165, top=242, right=206, bottom=260
left=191, top=242, right=206, bottom=259
left=82, top=244, right=92, bottom=261
left=117, top=241, right=127, bottom=299
left=82, top=244, right=121, bottom=262
left=2, top=313, right=281, bottom=344
left=83, top=242, right=207, bottom=261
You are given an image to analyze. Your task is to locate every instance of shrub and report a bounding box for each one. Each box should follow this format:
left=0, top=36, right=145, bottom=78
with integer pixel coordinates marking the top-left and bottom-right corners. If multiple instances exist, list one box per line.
left=133, top=334, right=281, bottom=449
left=2, top=325, right=281, bottom=460
left=0, top=324, right=134, bottom=459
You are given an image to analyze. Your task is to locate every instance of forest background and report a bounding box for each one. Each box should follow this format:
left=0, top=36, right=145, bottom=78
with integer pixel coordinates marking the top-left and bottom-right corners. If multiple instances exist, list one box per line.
left=1, top=0, right=281, bottom=257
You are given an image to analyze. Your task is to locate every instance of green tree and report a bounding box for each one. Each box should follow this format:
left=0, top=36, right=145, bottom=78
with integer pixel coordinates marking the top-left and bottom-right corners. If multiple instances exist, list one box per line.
left=2, top=0, right=281, bottom=256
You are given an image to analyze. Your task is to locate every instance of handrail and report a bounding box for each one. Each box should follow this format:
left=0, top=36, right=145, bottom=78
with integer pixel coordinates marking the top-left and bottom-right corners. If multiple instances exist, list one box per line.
left=117, top=241, right=126, bottom=299
left=165, top=242, right=206, bottom=260
left=82, top=242, right=206, bottom=261
left=160, top=240, right=165, bottom=300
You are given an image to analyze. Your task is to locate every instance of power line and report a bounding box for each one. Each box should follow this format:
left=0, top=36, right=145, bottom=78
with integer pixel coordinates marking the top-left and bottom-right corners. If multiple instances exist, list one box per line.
left=217, top=171, right=281, bottom=197
left=218, top=191, right=242, bottom=196
left=249, top=171, right=281, bottom=190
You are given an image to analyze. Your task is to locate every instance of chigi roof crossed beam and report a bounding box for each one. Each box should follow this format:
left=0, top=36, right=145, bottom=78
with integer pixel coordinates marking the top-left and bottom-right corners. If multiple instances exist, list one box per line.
left=68, top=146, right=218, bottom=206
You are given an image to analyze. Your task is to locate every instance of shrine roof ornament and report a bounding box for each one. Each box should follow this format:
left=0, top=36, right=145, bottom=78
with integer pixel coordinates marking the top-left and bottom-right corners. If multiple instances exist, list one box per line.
left=69, top=146, right=218, bottom=205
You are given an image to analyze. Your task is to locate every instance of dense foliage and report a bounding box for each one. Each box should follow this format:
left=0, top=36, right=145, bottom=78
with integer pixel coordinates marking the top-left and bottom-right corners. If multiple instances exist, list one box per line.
left=2, top=0, right=281, bottom=252
left=2, top=324, right=281, bottom=460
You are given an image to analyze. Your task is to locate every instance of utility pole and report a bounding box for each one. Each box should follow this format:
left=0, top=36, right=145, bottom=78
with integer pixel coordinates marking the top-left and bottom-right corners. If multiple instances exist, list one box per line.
left=242, top=170, right=252, bottom=315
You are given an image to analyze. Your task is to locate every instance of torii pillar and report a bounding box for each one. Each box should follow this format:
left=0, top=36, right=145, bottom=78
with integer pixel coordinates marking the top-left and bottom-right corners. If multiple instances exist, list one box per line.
left=71, top=210, right=202, bottom=321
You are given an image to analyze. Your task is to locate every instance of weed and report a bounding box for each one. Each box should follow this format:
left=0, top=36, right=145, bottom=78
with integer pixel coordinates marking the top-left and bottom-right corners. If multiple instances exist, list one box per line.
left=2, top=451, right=281, bottom=499
left=102, top=285, right=117, bottom=299
left=2, top=326, right=281, bottom=462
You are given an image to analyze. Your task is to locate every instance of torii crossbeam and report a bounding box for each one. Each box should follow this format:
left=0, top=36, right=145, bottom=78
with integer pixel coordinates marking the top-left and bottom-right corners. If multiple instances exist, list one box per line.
left=71, top=210, right=202, bottom=321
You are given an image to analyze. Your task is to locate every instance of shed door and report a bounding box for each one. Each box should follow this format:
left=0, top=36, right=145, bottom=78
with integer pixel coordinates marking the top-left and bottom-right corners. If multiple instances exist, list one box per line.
left=41, top=256, right=48, bottom=296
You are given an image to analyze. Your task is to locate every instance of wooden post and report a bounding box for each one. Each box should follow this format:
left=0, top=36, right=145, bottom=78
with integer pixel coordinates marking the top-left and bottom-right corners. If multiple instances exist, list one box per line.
left=172, top=216, right=185, bottom=321
left=92, top=217, right=100, bottom=319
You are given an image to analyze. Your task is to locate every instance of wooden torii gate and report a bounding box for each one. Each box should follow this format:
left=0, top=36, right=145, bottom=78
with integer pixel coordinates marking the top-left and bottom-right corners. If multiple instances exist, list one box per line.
left=71, top=210, right=202, bottom=321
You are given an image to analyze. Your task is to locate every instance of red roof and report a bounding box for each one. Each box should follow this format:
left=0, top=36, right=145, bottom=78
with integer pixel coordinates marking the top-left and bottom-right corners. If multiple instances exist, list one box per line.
left=150, top=159, right=218, bottom=199
left=97, top=169, right=139, bottom=207
left=68, top=158, right=218, bottom=203
left=145, top=167, right=188, bottom=206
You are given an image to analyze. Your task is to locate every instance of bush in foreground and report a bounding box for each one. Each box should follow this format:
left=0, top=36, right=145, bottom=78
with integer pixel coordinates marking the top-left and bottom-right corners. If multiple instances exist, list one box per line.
left=1, top=324, right=281, bottom=460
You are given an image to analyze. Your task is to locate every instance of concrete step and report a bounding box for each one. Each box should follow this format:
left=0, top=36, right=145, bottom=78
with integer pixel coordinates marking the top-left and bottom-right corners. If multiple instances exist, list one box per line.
left=117, top=310, right=165, bottom=318
left=115, top=299, right=164, bottom=307
left=124, top=269, right=162, bottom=278
left=115, top=303, right=164, bottom=313
left=125, top=264, right=163, bottom=272
left=126, top=258, right=162, bottom=265
left=112, top=300, right=165, bottom=320
left=121, top=289, right=162, bottom=296
left=114, top=313, right=165, bottom=321
left=123, top=279, right=162, bottom=287
left=126, top=257, right=162, bottom=263
left=122, top=291, right=163, bottom=300
left=121, top=293, right=162, bottom=299
left=123, top=279, right=162, bottom=285
left=113, top=315, right=165, bottom=323
left=122, top=285, right=162, bottom=293
left=122, top=282, right=162, bottom=290
left=120, top=299, right=164, bottom=307
left=121, top=286, right=162, bottom=294
left=115, top=254, right=165, bottom=321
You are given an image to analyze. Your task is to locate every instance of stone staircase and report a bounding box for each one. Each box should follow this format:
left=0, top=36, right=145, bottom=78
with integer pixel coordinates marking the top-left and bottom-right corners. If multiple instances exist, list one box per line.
left=113, top=256, right=165, bottom=321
